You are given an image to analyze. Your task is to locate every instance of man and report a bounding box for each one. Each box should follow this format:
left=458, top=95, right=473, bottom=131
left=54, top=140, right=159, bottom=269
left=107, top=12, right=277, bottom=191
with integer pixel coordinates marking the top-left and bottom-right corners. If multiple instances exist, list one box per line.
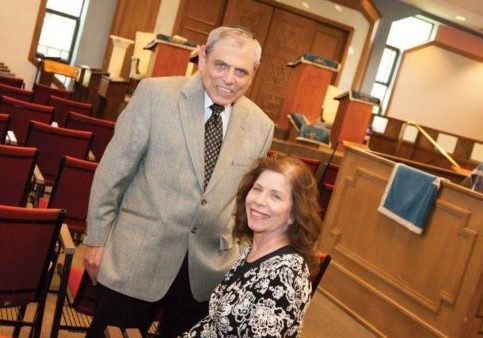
left=83, top=26, right=274, bottom=337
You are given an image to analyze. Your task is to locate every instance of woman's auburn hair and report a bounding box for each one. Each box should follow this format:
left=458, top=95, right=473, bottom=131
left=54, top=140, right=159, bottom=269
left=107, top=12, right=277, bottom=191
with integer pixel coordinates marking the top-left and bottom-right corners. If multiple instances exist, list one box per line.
left=233, top=155, right=322, bottom=272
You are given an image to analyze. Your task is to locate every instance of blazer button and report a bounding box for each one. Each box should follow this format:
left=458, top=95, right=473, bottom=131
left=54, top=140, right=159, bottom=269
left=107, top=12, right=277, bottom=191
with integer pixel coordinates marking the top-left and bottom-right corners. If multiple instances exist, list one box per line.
left=191, top=226, right=198, bottom=234
left=201, top=199, right=207, bottom=205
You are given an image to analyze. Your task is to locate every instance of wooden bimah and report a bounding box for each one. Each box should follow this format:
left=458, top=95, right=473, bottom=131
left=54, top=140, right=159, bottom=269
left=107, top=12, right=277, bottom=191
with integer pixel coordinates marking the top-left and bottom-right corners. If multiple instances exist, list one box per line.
left=145, top=34, right=197, bottom=78
left=278, top=53, right=339, bottom=135
left=330, top=90, right=380, bottom=150
left=319, top=144, right=483, bottom=338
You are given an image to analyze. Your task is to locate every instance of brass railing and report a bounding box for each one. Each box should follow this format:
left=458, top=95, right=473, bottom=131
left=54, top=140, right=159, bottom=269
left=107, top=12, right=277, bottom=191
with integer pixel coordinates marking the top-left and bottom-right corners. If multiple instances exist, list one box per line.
left=398, top=120, right=461, bottom=168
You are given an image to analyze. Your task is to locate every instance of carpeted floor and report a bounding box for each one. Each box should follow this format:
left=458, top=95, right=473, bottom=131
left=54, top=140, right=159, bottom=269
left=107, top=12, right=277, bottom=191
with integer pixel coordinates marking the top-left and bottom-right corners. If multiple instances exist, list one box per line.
left=1, top=245, right=376, bottom=338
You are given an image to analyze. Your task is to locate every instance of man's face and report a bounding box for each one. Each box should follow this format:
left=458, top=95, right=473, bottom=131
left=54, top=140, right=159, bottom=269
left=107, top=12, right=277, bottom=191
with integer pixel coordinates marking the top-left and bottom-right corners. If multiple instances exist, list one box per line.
left=198, top=38, right=257, bottom=106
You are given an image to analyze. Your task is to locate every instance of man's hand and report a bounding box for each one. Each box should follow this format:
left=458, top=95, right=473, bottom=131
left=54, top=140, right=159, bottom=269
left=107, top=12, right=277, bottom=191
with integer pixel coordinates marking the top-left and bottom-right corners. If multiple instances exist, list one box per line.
left=83, top=245, right=105, bottom=285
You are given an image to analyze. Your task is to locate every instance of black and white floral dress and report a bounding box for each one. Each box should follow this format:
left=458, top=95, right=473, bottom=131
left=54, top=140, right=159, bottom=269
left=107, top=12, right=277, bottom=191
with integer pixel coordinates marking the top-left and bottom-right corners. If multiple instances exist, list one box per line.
left=181, top=246, right=312, bottom=338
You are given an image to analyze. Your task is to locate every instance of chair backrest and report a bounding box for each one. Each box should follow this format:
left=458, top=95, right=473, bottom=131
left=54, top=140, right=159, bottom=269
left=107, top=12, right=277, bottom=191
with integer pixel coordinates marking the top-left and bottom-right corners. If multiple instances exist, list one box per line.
left=0, top=205, right=66, bottom=337
left=290, top=154, right=321, bottom=175
left=0, top=144, right=38, bottom=206
left=25, top=121, right=93, bottom=185
left=310, top=253, right=331, bottom=297
left=0, top=83, right=33, bottom=102
left=0, top=75, right=24, bottom=88
left=66, top=111, right=115, bottom=159
left=0, top=95, right=54, bottom=145
left=48, top=95, right=92, bottom=127
left=0, top=113, right=10, bottom=144
left=49, top=156, right=98, bottom=234
left=32, top=83, right=72, bottom=105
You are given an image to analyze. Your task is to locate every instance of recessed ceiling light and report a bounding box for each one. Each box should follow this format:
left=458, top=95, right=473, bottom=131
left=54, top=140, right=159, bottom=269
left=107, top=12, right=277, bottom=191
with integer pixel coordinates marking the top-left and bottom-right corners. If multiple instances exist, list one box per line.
left=301, top=1, right=310, bottom=9
left=455, top=16, right=466, bottom=21
left=334, top=4, right=342, bottom=12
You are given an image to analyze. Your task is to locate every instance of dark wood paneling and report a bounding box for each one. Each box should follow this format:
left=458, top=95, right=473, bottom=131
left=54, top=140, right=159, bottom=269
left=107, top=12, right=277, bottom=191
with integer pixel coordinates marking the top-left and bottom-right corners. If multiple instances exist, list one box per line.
left=175, top=0, right=227, bottom=45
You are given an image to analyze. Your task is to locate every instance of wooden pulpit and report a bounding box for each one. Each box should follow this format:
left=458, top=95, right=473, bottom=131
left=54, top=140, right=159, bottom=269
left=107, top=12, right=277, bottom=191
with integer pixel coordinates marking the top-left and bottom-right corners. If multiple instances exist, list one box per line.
left=145, top=34, right=197, bottom=77
left=96, top=75, right=129, bottom=121
left=278, top=53, right=339, bottom=136
left=330, top=90, right=380, bottom=150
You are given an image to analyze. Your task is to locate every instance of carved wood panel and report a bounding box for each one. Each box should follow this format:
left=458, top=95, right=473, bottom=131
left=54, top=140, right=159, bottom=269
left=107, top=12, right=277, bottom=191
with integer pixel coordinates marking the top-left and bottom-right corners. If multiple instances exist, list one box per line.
left=175, top=0, right=227, bottom=45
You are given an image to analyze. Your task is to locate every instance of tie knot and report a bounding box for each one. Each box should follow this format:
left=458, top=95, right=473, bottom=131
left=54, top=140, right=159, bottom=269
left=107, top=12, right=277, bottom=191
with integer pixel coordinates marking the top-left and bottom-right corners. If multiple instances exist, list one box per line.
left=210, top=103, right=224, bottom=116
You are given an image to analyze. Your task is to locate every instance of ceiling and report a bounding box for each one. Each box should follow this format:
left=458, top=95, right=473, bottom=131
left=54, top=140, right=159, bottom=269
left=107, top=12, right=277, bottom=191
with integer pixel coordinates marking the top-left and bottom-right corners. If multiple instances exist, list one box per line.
left=398, top=0, right=483, bottom=35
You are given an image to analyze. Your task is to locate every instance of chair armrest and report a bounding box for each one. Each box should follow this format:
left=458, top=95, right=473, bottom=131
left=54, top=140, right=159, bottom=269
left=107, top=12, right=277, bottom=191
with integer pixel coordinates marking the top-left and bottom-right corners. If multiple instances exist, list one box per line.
left=60, top=223, right=75, bottom=255
left=51, top=223, right=75, bottom=338
left=33, top=165, right=44, bottom=185
left=32, top=165, right=45, bottom=207
left=88, top=150, right=96, bottom=162
left=6, top=130, right=18, bottom=145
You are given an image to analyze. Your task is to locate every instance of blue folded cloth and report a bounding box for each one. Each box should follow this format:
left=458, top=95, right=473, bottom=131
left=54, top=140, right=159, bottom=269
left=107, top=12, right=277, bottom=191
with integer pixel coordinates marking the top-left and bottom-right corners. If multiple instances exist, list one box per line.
left=378, top=163, right=441, bottom=234
left=299, top=124, right=330, bottom=144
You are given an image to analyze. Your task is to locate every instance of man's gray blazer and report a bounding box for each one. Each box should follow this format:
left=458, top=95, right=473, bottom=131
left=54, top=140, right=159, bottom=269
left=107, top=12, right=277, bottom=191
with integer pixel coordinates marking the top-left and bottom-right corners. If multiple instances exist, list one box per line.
left=84, top=74, right=274, bottom=302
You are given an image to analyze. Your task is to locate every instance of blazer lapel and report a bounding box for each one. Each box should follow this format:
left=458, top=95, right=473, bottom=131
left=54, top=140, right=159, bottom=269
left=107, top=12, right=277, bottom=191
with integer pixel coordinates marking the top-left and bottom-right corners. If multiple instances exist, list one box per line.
left=179, top=75, right=205, bottom=191
left=204, top=100, right=248, bottom=194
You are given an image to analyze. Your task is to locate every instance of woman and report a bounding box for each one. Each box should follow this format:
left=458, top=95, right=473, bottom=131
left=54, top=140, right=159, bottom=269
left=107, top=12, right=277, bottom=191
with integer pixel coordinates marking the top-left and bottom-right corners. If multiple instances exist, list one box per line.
left=181, top=156, right=322, bottom=337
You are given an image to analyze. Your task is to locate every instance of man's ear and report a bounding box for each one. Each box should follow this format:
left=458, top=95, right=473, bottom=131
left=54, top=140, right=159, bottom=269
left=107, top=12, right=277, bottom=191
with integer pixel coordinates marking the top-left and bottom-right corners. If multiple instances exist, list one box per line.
left=198, top=45, right=207, bottom=65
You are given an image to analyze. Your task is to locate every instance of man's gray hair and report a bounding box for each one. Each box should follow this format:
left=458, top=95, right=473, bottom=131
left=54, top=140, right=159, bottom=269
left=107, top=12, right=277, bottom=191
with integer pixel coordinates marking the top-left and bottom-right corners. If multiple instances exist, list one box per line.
left=205, top=26, right=262, bottom=69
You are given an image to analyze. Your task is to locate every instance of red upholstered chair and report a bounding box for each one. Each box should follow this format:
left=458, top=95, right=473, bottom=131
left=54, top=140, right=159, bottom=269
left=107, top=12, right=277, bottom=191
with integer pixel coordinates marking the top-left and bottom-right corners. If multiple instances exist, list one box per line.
left=0, top=83, right=33, bottom=102
left=0, top=75, right=24, bottom=88
left=0, top=113, right=10, bottom=144
left=32, top=83, right=72, bottom=105
left=48, top=95, right=92, bottom=127
left=0, top=95, right=54, bottom=145
left=43, top=156, right=98, bottom=241
left=0, top=144, right=38, bottom=206
left=0, top=206, right=74, bottom=338
left=290, top=154, right=321, bottom=175
left=25, top=121, right=93, bottom=186
left=310, top=252, right=331, bottom=297
left=66, top=111, right=115, bottom=160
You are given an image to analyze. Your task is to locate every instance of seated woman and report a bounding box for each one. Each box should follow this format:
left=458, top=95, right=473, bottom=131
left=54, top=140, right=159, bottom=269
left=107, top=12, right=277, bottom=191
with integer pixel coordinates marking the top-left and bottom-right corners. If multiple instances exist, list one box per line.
left=181, top=156, right=322, bottom=337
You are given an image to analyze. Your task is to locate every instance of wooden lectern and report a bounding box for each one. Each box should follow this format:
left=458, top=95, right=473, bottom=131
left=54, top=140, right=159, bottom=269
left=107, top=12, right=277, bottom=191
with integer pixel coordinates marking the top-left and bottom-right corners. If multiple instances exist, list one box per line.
left=279, top=53, right=339, bottom=137
left=145, top=34, right=197, bottom=77
left=330, top=90, right=380, bottom=150
left=96, top=75, right=129, bottom=121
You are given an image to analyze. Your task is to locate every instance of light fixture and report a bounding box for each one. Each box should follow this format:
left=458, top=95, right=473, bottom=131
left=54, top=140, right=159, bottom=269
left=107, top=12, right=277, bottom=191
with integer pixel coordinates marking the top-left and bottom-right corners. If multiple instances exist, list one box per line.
left=301, top=1, right=310, bottom=9
left=334, top=4, right=342, bottom=12
left=455, top=16, right=466, bottom=21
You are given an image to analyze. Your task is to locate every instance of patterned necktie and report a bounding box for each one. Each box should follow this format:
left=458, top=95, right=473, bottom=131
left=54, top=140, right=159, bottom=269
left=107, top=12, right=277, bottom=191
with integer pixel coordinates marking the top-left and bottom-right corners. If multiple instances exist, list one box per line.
left=204, top=103, right=224, bottom=190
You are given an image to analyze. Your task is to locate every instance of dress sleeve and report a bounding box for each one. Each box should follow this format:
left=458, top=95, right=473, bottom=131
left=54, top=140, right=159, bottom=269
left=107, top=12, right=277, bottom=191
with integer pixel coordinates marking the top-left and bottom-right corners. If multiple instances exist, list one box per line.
left=244, top=255, right=312, bottom=337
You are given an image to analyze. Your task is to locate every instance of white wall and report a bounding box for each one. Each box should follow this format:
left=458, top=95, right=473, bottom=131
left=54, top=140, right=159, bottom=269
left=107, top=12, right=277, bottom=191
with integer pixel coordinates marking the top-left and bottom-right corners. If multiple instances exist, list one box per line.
left=387, top=44, right=483, bottom=141
left=76, top=0, right=117, bottom=68
left=0, top=1, right=41, bottom=89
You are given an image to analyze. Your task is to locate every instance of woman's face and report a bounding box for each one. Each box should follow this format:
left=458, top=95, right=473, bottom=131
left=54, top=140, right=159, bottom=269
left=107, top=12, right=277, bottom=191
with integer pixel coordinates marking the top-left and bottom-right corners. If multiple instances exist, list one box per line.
left=245, top=170, right=293, bottom=238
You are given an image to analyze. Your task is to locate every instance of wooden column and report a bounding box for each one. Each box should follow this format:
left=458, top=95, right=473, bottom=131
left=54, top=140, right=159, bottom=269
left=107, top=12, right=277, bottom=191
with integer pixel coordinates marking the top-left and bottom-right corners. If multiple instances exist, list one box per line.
left=278, top=53, right=339, bottom=136
left=145, top=35, right=196, bottom=77
left=330, top=90, right=380, bottom=150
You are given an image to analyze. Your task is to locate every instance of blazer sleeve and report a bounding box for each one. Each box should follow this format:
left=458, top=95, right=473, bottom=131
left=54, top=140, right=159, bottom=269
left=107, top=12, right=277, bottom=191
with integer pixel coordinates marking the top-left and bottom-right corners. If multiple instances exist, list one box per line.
left=84, top=80, right=152, bottom=246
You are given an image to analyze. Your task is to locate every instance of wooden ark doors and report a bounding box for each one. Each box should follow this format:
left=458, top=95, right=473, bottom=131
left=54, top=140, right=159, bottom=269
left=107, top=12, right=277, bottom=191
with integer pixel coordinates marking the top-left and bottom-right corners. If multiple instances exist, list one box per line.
left=174, top=0, right=350, bottom=124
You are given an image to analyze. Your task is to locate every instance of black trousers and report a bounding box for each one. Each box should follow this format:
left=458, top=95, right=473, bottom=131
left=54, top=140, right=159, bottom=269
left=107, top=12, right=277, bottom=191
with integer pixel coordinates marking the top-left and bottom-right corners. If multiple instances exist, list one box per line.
left=86, top=254, right=209, bottom=338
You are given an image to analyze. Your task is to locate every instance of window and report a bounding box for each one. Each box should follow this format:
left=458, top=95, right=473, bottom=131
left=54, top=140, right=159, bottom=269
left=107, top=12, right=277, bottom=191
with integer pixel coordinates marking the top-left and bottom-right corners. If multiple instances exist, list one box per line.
left=370, top=16, right=434, bottom=115
left=36, top=0, right=87, bottom=63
